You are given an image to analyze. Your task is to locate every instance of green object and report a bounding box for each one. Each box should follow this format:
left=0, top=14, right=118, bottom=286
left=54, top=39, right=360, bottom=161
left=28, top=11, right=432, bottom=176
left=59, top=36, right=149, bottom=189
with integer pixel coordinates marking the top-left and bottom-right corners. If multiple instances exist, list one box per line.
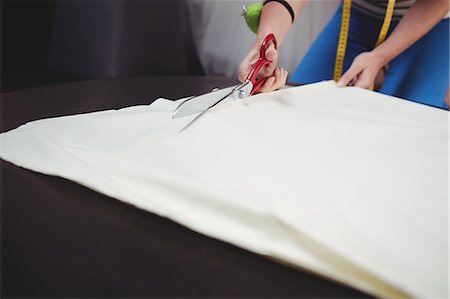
left=243, top=2, right=263, bottom=34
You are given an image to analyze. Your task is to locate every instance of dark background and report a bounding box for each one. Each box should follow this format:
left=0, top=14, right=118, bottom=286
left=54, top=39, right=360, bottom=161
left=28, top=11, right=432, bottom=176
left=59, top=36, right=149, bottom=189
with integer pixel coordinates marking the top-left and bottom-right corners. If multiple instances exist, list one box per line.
left=1, top=0, right=66, bottom=92
left=1, top=0, right=204, bottom=93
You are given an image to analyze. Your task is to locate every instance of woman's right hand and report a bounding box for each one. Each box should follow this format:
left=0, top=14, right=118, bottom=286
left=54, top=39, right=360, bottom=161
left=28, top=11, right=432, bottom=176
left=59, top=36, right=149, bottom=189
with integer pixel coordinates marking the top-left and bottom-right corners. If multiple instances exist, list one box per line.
left=238, top=41, right=288, bottom=93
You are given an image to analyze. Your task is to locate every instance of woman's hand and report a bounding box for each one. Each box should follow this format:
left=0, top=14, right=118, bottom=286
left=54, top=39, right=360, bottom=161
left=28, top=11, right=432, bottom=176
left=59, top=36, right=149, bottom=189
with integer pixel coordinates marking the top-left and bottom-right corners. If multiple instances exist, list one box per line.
left=259, top=67, right=289, bottom=92
left=337, top=51, right=386, bottom=89
left=237, top=0, right=308, bottom=93
left=238, top=42, right=288, bottom=93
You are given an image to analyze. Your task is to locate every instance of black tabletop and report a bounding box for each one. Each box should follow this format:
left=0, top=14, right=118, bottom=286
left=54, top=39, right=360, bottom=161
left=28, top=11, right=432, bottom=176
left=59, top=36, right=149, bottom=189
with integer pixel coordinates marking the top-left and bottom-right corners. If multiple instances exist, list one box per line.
left=0, top=77, right=372, bottom=298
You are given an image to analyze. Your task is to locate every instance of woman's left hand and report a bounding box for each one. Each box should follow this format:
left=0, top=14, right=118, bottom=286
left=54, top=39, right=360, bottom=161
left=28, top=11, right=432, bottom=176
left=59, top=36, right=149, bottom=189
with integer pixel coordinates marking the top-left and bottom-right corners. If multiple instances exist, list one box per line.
left=337, top=51, right=386, bottom=89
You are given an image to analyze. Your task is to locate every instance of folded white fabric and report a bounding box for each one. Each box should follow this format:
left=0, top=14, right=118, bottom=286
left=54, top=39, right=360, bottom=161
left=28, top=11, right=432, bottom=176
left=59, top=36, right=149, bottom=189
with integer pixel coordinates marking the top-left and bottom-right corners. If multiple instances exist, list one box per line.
left=1, top=81, right=448, bottom=298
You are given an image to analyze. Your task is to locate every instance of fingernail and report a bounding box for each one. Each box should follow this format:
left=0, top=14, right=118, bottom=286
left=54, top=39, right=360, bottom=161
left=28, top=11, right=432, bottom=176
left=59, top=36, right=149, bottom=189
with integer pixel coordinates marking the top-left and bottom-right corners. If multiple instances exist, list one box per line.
left=337, top=81, right=344, bottom=87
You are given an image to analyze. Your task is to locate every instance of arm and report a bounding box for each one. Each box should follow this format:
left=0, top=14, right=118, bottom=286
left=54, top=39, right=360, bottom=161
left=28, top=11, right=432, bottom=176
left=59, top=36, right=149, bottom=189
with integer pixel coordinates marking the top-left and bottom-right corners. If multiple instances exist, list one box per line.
left=255, top=0, right=308, bottom=47
left=338, top=0, right=449, bottom=89
left=239, top=1, right=308, bottom=92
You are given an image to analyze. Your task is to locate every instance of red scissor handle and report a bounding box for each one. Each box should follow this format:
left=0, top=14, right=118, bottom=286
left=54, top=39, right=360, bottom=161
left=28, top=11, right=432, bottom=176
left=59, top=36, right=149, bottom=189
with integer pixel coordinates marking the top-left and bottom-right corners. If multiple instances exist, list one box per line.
left=245, top=33, right=278, bottom=95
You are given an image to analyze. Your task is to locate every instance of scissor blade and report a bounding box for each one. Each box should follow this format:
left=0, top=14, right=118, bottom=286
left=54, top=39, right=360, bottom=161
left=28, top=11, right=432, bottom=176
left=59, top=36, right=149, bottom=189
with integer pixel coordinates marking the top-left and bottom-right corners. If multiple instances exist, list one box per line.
left=172, top=85, right=237, bottom=119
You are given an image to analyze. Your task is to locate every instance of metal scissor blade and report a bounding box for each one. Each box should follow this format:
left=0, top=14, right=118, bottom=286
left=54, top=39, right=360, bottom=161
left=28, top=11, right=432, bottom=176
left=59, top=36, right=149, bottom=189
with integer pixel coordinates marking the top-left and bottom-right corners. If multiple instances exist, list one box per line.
left=179, top=88, right=237, bottom=132
left=172, top=85, right=237, bottom=119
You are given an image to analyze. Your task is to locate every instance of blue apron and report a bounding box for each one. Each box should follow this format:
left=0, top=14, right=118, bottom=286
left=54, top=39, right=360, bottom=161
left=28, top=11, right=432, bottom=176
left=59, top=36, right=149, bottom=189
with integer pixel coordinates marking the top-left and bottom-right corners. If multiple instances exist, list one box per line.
left=289, top=4, right=449, bottom=109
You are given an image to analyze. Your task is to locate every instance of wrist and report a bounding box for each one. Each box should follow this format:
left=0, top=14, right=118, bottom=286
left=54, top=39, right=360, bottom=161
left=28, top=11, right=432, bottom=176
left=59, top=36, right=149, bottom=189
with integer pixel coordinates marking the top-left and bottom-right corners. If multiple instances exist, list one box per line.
left=371, top=45, right=395, bottom=67
left=256, top=29, right=275, bottom=45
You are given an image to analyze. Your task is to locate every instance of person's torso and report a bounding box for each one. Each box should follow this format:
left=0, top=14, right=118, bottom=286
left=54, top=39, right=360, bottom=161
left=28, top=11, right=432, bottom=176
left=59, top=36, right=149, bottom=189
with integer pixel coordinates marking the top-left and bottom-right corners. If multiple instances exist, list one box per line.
left=352, top=0, right=415, bottom=20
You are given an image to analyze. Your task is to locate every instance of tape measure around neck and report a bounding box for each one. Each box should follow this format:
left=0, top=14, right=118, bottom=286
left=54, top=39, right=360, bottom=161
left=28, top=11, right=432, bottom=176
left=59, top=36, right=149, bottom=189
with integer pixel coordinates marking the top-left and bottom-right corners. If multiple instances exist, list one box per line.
left=375, top=0, right=396, bottom=47
left=333, top=0, right=352, bottom=82
left=333, top=0, right=396, bottom=82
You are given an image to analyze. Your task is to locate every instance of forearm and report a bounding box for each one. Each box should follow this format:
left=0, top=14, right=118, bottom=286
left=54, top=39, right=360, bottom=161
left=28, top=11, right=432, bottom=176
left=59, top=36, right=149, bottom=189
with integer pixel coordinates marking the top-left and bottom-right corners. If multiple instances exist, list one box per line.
left=373, top=0, right=449, bottom=65
left=255, top=0, right=308, bottom=45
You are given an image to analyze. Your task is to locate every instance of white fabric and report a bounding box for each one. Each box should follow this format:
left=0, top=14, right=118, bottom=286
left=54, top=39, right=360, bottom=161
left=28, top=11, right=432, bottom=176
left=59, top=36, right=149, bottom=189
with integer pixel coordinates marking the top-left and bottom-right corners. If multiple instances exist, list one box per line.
left=0, top=81, right=448, bottom=299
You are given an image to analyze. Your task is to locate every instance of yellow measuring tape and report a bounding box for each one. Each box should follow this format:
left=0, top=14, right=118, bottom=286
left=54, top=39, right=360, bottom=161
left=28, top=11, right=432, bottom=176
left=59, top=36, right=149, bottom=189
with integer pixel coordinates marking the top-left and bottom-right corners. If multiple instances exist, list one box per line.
left=333, top=0, right=352, bottom=82
left=333, top=0, right=396, bottom=83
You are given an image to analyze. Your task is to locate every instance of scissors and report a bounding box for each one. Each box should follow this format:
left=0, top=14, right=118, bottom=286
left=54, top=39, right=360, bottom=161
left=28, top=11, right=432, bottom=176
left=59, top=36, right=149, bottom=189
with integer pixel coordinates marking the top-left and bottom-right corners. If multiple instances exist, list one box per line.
left=172, top=33, right=278, bottom=122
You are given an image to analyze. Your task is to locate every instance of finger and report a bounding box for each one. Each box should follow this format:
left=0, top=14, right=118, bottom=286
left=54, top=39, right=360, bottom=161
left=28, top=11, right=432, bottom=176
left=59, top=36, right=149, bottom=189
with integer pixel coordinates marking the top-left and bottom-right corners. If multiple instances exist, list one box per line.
left=348, top=75, right=358, bottom=86
left=265, top=44, right=277, bottom=62
left=259, top=76, right=276, bottom=93
left=337, top=63, right=363, bottom=87
left=354, top=72, right=373, bottom=89
left=272, top=68, right=286, bottom=90
left=261, top=45, right=278, bottom=76
left=261, top=68, right=286, bottom=92
left=238, top=67, right=249, bottom=82
left=273, top=68, right=287, bottom=87
left=269, top=68, right=282, bottom=86
left=280, top=69, right=288, bottom=88
left=238, top=59, right=256, bottom=82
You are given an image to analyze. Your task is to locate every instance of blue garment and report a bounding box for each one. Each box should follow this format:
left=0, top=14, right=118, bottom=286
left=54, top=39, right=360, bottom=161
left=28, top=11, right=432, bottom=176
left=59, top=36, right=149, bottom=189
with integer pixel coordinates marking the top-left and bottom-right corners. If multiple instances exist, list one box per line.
left=289, top=4, right=449, bottom=109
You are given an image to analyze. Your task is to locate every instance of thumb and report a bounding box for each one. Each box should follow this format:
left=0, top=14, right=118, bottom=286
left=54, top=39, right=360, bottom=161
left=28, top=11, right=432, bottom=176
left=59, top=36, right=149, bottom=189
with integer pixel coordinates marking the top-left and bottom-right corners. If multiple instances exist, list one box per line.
left=262, top=45, right=278, bottom=77
left=265, top=45, right=278, bottom=63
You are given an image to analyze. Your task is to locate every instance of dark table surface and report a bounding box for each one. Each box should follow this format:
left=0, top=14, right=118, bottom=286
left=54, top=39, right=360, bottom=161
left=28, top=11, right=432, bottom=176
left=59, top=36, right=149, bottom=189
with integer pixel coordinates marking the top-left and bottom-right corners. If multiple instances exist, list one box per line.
left=0, top=76, right=373, bottom=298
